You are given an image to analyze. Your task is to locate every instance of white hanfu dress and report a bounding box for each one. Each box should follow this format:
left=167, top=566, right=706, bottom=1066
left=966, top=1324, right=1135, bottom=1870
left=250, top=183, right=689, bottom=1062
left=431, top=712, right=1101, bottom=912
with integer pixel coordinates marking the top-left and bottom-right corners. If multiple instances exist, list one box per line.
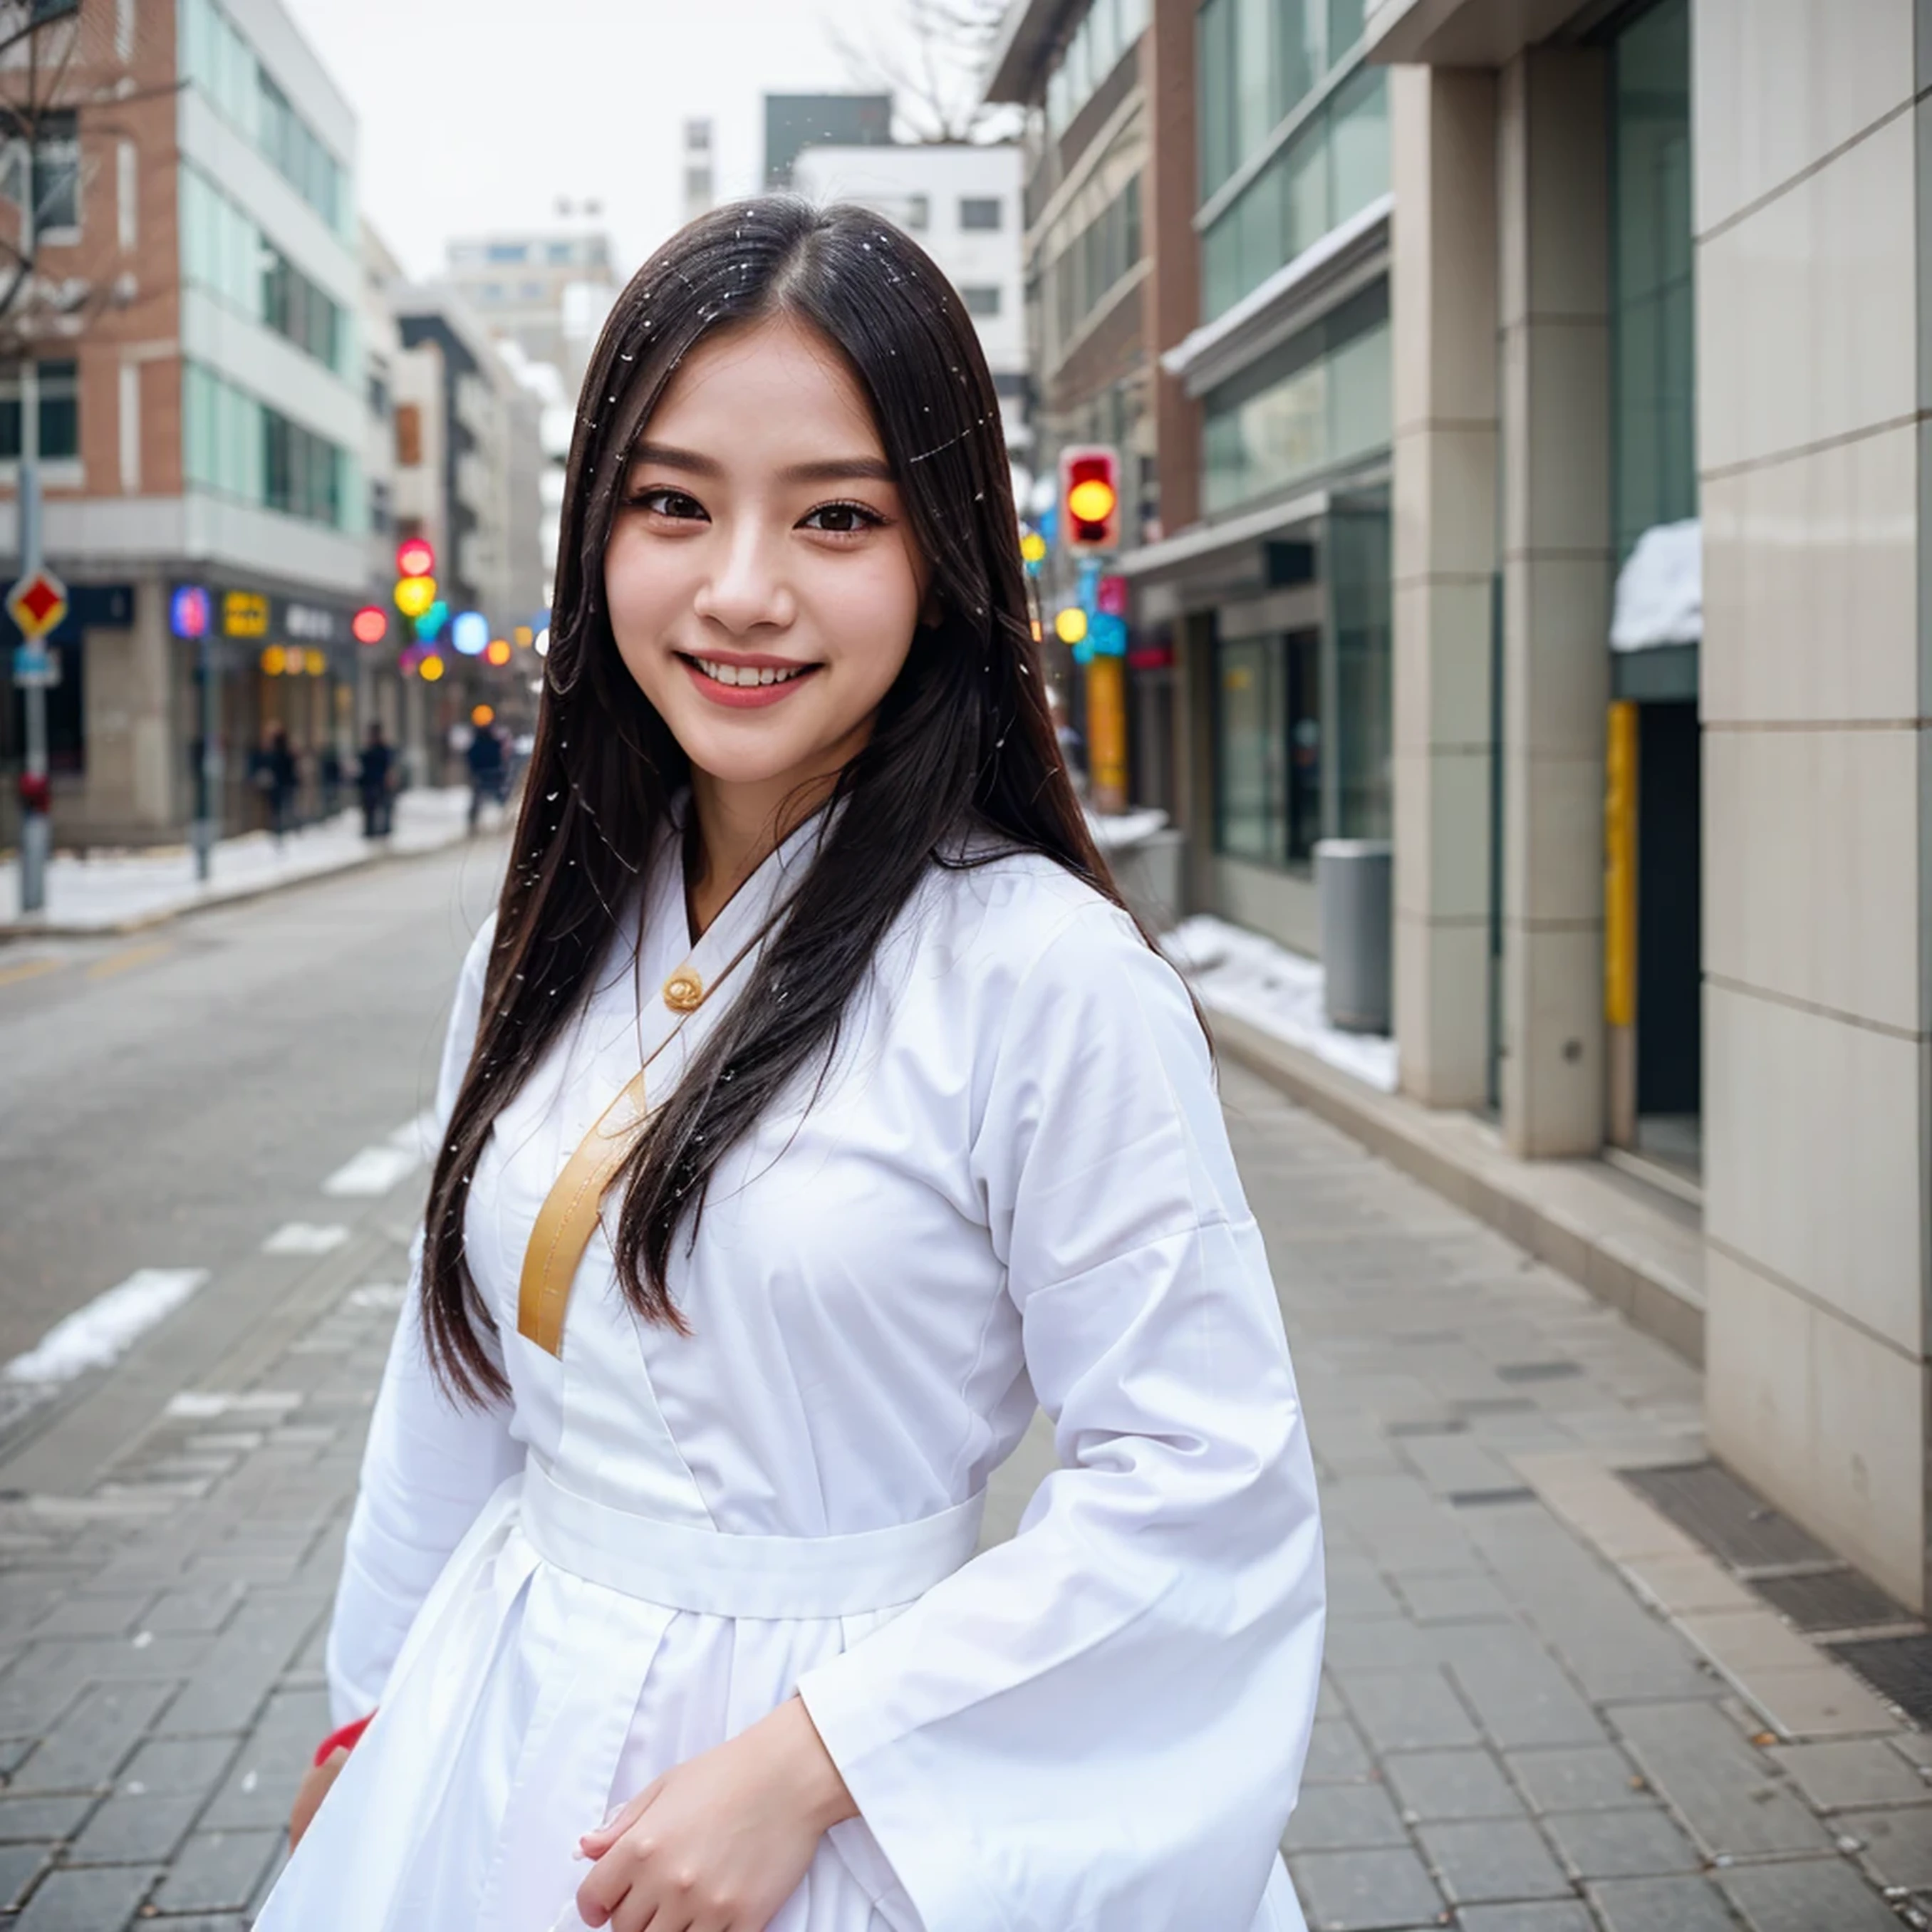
left=256, top=814, right=1326, bottom=1932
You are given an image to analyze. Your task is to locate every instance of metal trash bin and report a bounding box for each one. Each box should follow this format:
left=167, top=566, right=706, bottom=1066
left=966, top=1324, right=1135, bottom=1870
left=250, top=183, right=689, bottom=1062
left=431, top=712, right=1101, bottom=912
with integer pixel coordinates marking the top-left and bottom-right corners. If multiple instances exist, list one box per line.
left=1315, top=838, right=1392, bottom=1034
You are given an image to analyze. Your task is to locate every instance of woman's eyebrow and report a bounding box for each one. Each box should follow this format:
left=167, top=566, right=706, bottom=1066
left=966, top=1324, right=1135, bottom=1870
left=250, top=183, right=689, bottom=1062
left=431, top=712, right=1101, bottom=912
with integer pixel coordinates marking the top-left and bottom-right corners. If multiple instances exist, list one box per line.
left=628, top=445, right=895, bottom=488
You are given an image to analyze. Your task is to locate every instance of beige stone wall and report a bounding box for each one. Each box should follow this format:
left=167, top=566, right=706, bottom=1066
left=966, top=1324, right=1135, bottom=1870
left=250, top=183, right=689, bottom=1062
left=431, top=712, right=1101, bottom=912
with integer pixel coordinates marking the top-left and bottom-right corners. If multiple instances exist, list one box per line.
left=1696, top=0, right=1929, bottom=1611
left=1389, top=65, right=1498, bottom=1110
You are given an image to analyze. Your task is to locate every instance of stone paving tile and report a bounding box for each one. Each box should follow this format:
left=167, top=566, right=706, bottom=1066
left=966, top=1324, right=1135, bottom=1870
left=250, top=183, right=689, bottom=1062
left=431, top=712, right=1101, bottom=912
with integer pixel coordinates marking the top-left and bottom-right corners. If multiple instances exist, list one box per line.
left=1611, top=1700, right=1830, bottom=1859
left=1586, top=1874, right=1740, bottom=1932
left=1336, top=1669, right=1482, bottom=1754
left=0, top=1790, right=95, bottom=1841
left=1716, top=1856, right=1906, bottom=1932
left=1767, top=1736, right=1932, bottom=1812
left=1391, top=1572, right=1515, bottom=1625
left=1456, top=1909, right=1596, bottom=1932
left=1412, top=1819, right=1571, bottom=1906
left=1304, top=1717, right=1377, bottom=1785
left=1287, top=1846, right=1448, bottom=1931
left=1323, top=1618, right=1442, bottom=1673
left=1505, top=1744, right=1653, bottom=1814
left=1284, top=1781, right=1412, bottom=1852
left=150, top=1826, right=284, bottom=1913
left=1381, top=1748, right=1526, bottom=1822
left=66, top=1790, right=202, bottom=1864
left=1435, top=1624, right=1609, bottom=1752
left=0, top=1842, right=49, bottom=1911
left=9, top=1678, right=178, bottom=1794
left=1837, top=1804, right=1932, bottom=1890
left=12, top=1859, right=158, bottom=1931
left=1539, top=1802, right=1703, bottom=1879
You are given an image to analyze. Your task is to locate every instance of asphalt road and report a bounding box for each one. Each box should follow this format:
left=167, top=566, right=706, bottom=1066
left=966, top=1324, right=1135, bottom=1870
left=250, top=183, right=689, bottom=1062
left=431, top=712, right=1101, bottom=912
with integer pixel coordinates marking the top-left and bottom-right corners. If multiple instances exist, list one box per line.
left=0, top=837, right=506, bottom=1366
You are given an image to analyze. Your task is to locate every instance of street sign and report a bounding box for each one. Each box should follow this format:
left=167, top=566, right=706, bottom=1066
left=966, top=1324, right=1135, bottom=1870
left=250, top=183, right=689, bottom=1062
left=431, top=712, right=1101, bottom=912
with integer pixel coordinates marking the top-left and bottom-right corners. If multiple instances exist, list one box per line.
left=7, top=566, right=68, bottom=640
left=11, top=642, right=60, bottom=688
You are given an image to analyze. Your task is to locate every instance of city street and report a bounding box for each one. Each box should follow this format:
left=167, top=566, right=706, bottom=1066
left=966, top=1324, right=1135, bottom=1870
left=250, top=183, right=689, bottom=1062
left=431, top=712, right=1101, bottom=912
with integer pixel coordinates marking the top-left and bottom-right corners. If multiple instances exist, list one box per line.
left=0, top=852, right=1923, bottom=1930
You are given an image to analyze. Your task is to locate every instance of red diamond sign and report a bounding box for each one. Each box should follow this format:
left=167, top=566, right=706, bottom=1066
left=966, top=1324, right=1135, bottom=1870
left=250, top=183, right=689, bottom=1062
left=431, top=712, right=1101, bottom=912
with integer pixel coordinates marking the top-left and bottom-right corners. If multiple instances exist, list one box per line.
left=7, top=567, right=68, bottom=640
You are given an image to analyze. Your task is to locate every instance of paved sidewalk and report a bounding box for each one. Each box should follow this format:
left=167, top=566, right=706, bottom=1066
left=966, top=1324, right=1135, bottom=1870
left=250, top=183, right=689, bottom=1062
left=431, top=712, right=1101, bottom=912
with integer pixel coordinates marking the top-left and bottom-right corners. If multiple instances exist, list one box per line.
left=0, top=1064, right=1924, bottom=1928
left=0, top=787, right=485, bottom=938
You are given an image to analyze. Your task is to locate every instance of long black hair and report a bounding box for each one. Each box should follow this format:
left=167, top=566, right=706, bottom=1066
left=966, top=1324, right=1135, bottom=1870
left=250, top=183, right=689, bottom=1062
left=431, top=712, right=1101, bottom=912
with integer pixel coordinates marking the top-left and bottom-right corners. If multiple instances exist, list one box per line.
left=421, top=197, right=1138, bottom=1403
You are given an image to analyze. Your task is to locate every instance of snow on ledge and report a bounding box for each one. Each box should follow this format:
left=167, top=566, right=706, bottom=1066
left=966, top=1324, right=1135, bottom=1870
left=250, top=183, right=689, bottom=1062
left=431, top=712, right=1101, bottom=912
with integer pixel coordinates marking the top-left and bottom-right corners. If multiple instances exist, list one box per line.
left=1611, top=519, right=1700, bottom=652
left=1162, top=914, right=1398, bottom=1094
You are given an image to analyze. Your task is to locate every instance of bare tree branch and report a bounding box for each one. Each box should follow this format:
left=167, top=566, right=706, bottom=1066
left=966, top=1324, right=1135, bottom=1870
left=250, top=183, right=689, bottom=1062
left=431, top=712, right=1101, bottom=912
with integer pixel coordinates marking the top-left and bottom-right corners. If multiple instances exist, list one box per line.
left=826, top=0, right=1019, bottom=146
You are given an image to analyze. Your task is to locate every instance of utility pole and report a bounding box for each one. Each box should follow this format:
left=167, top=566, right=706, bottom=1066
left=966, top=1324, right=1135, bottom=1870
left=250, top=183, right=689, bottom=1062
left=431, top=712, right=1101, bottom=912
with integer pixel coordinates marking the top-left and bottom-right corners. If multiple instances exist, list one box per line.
left=11, top=368, right=54, bottom=915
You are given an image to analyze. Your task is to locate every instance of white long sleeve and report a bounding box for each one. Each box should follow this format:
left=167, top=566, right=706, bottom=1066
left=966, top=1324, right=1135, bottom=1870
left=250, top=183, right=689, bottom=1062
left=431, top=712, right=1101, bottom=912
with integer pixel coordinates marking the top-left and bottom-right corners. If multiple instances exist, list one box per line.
left=797, top=905, right=1326, bottom=1931
left=325, top=915, right=524, bottom=1725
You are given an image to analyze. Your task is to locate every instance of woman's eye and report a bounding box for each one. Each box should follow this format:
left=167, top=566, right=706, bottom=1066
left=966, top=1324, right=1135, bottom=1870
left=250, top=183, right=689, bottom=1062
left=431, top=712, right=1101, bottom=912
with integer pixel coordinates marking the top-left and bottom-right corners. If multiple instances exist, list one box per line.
left=800, top=501, right=882, bottom=535
left=634, top=488, right=706, bottom=520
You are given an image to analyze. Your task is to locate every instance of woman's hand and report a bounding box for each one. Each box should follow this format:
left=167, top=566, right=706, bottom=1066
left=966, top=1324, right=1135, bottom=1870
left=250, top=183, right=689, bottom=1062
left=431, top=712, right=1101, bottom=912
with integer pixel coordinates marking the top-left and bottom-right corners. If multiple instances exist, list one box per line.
left=572, top=1697, right=856, bottom=1932
left=287, top=1746, right=349, bottom=1852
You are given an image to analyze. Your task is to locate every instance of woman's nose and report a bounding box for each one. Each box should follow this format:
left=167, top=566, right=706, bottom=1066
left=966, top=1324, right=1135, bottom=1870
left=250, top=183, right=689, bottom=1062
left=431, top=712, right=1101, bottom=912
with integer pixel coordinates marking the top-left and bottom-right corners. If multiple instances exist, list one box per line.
left=692, top=526, right=794, bottom=634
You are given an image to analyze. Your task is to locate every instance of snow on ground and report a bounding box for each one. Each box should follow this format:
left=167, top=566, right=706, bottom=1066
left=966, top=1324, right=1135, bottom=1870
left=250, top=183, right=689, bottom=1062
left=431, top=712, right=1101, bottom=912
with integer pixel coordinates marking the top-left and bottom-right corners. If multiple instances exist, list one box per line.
left=4, top=1268, right=210, bottom=1386
left=0, top=785, right=480, bottom=933
left=1162, top=913, right=1398, bottom=1094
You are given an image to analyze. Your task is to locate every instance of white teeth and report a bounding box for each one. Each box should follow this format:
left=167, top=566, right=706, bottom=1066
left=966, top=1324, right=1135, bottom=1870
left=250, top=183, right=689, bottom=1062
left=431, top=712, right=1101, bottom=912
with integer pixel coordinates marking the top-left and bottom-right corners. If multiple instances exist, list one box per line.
left=694, top=658, right=804, bottom=688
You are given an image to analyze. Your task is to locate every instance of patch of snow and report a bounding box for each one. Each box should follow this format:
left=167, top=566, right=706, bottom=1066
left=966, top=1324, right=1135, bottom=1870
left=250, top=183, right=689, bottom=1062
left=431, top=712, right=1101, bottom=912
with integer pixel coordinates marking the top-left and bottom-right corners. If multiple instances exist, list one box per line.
left=323, top=1145, right=420, bottom=1198
left=261, top=1223, right=350, bottom=1256
left=388, top=1108, right=440, bottom=1160
left=4, top=1268, right=209, bottom=1386
left=1084, top=806, right=1170, bottom=851
left=1161, top=914, right=1398, bottom=1093
left=1611, top=519, right=1700, bottom=651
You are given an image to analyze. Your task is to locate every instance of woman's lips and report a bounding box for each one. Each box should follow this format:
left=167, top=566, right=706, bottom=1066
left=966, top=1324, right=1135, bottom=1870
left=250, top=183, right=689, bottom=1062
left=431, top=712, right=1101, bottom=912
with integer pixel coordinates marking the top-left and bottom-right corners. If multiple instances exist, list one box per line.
left=677, top=653, right=821, bottom=710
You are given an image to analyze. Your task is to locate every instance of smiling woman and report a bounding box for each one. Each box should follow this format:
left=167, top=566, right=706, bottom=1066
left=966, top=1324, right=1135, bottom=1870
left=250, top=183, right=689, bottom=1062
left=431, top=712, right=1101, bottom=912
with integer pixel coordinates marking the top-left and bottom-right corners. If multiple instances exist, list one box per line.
left=256, top=198, right=1325, bottom=1932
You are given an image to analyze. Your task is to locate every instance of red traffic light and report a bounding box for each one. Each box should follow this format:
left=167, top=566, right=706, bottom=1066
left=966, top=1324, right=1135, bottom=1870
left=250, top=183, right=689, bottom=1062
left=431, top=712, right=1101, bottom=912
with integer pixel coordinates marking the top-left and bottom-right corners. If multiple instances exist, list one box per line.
left=395, top=536, right=435, bottom=579
left=17, top=769, right=51, bottom=814
left=1059, top=445, right=1121, bottom=553
left=352, top=605, right=389, bottom=645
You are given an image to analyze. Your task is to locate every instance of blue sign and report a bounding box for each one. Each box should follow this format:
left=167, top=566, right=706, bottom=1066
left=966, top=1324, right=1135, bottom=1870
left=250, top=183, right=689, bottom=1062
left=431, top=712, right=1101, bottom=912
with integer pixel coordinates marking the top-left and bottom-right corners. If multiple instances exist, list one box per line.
left=170, top=584, right=212, bottom=640
left=451, top=610, right=489, bottom=657
left=1076, top=559, right=1103, bottom=613
left=1088, top=613, right=1128, bottom=657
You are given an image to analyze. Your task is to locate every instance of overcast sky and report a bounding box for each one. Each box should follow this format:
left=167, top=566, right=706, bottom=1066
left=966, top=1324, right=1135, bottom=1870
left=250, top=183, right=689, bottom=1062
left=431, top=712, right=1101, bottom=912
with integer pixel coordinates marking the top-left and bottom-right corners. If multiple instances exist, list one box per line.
left=281, top=0, right=957, bottom=282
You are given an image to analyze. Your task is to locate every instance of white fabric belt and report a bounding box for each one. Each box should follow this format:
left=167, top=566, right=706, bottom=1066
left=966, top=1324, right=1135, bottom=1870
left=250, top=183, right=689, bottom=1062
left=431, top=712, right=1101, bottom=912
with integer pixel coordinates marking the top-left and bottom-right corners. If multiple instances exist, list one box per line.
left=517, top=1459, right=986, bottom=1620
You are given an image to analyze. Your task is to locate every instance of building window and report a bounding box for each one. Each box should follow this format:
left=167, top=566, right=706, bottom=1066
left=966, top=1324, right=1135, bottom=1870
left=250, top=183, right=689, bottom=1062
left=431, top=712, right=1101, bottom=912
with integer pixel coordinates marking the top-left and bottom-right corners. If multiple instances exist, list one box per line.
left=264, top=409, right=341, bottom=524
left=29, top=109, right=78, bottom=237
left=0, top=359, right=78, bottom=460
left=256, top=71, right=343, bottom=229
left=1215, top=629, right=1321, bottom=866
left=1202, top=281, right=1388, bottom=512
left=261, top=244, right=345, bottom=369
left=184, top=360, right=358, bottom=530
left=960, top=284, right=1002, bottom=318
left=959, top=196, right=1002, bottom=230
left=1044, top=172, right=1141, bottom=360
left=487, top=240, right=528, bottom=263
left=1046, top=0, right=1152, bottom=140
left=1200, top=63, right=1386, bottom=321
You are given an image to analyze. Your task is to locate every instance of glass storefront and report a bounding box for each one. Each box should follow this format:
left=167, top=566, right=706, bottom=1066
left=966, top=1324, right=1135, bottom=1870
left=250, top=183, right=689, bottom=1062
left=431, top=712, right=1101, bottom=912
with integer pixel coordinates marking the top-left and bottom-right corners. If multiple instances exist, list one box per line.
left=1610, top=0, right=1695, bottom=563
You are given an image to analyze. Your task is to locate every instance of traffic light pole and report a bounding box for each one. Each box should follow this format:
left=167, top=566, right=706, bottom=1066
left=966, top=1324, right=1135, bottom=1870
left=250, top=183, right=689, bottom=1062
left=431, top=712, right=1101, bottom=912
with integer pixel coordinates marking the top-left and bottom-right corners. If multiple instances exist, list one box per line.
left=190, top=627, right=219, bottom=883
left=16, top=427, right=48, bottom=915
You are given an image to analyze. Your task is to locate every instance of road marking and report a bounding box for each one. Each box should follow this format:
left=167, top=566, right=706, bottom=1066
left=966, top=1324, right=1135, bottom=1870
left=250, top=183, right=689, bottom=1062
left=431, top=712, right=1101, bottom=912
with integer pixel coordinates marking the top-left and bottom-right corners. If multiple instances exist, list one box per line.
left=261, top=1222, right=350, bottom=1256
left=3, top=1268, right=210, bottom=1386
left=346, top=1283, right=407, bottom=1311
left=85, top=940, right=173, bottom=983
left=0, top=956, right=63, bottom=990
left=323, top=1145, right=420, bottom=1198
left=165, top=1390, right=302, bottom=1419
left=389, top=1108, right=439, bottom=1160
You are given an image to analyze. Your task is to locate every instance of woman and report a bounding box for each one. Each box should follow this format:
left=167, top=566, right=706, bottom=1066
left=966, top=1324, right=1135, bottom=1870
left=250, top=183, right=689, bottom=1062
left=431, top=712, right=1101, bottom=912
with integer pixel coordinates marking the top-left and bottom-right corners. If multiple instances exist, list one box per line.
left=259, top=199, right=1324, bottom=1932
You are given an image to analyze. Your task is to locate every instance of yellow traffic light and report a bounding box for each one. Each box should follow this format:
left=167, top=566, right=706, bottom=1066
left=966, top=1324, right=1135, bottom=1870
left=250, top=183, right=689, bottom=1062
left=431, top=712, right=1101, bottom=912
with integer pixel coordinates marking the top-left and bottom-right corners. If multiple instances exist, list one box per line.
left=1066, top=478, right=1116, bottom=524
left=1054, top=606, right=1088, bottom=645
left=395, top=576, right=437, bottom=618
left=1019, top=531, right=1047, bottom=565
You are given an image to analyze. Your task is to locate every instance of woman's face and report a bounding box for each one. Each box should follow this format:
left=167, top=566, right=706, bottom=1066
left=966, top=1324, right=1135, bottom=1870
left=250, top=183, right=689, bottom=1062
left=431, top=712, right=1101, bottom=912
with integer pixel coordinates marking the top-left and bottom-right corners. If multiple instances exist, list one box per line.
left=604, top=313, right=930, bottom=801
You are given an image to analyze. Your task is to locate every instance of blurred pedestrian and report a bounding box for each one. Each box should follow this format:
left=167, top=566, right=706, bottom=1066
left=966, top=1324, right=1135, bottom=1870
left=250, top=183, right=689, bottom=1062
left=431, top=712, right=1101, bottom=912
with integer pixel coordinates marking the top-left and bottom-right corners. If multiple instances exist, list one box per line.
left=264, top=199, right=1322, bottom=1932
left=357, top=724, right=395, bottom=840
left=318, top=742, right=343, bottom=819
left=257, top=727, right=298, bottom=844
left=464, top=720, right=506, bottom=832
